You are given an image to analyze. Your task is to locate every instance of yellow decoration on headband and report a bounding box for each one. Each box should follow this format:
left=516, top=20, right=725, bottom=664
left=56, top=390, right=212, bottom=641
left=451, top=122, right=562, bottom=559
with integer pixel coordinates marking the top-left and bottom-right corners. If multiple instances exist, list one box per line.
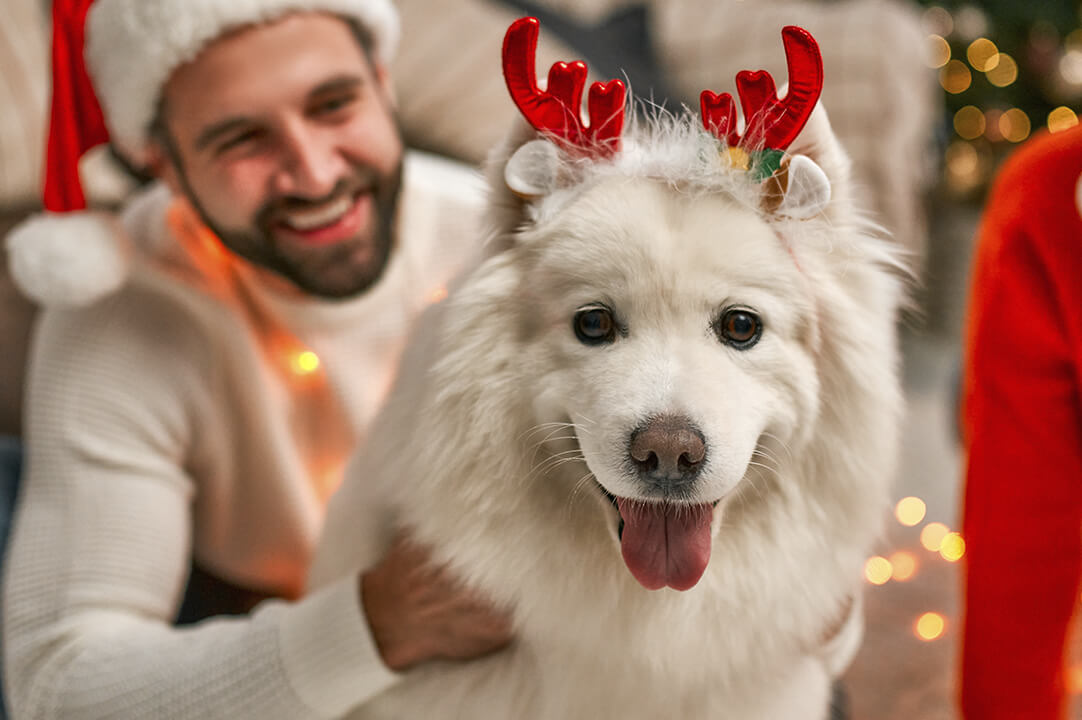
left=725, top=146, right=751, bottom=171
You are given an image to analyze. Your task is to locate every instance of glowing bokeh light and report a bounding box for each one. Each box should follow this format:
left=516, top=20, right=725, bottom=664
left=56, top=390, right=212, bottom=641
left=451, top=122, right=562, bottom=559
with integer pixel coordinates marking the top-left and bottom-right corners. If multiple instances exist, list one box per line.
left=940, top=60, right=972, bottom=94
left=890, top=551, right=918, bottom=582
left=428, top=285, right=449, bottom=304
left=944, top=141, right=984, bottom=194
left=966, top=38, right=999, bottom=71
left=1049, top=106, right=1080, bottom=134
left=925, top=34, right=951, bottom=69
left=291, top=350, right=321, bottom=376
left=939, top=532, right=966, bottom=562
left=953, top=106, right=986, bottom=140
left=953, top=6, right=988, bottom=41
left=984, top=109, right=1005, bottom=142
left=916, top=612, right=947, bottom=641
left=895, top=496, right=928, bottom=527
left=986, top=53, right=1018, bottom=87
left=921, top=6, right=953, bottom=37
left=1000, top=108, right=1031, bottom=143
left=1061, top=50, right=1082, bottom=85
left=920, top=522, right=951, bottom=552
left=864, top=556, right=893, bottom=586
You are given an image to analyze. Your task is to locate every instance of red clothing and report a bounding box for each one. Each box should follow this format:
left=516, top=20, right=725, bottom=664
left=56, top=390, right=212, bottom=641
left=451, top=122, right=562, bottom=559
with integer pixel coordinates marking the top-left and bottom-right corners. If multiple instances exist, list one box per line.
left=962, top=125, right=1082, bottom=718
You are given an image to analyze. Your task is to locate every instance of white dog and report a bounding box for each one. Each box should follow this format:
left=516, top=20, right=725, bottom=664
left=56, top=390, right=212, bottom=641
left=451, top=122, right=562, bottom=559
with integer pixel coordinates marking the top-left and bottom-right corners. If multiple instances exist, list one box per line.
left=310, top=19, right=904, bottom=720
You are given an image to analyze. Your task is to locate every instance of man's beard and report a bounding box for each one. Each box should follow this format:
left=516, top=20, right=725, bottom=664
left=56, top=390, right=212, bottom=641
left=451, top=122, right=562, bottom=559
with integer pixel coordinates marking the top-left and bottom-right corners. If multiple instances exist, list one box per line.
left=185, top=162, right=403, bottom=300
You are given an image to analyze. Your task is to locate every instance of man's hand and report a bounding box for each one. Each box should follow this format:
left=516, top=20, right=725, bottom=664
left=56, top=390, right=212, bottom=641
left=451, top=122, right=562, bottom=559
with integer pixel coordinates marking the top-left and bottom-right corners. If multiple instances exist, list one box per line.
left=359, top=534, right=514, bottom=672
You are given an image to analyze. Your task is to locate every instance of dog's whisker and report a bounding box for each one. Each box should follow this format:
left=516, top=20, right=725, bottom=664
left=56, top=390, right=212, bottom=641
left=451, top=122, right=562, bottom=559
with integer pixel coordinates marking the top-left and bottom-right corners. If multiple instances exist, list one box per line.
left=759, top=431, right=795, bottom=464
left=751, top=448, right=782, bottom=471
left=524, top=450, right=588, bottom=485
left=518, top=422, right=576, bottom=442
left=566, top=471, right=600, bottom=519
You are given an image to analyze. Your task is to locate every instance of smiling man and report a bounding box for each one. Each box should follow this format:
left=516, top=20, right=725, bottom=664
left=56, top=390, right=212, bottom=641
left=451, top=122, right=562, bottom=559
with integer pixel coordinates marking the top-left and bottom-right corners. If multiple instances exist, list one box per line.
left=153, top=12, right=405, bottom=299
left=2, top=2, right=511, bottom=718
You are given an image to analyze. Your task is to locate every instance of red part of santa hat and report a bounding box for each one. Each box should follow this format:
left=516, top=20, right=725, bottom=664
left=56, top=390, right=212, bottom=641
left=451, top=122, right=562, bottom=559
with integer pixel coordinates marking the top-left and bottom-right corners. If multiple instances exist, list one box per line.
left=4, top=0, right=130, bottom=309
left=45, top=0, right=110, bottom=213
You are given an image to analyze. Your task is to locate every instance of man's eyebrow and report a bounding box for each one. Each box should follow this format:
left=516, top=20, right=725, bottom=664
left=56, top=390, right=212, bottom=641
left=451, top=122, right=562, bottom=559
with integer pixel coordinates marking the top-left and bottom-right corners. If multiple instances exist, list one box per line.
left=192, top=76, right=365, bottom=151
left=308, top=74, right=365, bottom=99
left=194, top=116, right=258, bottom=152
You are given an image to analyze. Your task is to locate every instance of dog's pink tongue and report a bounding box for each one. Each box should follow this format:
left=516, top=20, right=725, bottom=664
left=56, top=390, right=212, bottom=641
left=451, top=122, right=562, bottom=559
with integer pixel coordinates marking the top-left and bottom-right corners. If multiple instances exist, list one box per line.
left=617, top=500, right=713, bottom=591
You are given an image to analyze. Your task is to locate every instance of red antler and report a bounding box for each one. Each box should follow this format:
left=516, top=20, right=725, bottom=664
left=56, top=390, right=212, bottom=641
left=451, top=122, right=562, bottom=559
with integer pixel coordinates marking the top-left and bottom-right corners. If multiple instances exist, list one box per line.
left=700, top=26, right=823, bottom=151
left=502, top=17, right=627, bottom=155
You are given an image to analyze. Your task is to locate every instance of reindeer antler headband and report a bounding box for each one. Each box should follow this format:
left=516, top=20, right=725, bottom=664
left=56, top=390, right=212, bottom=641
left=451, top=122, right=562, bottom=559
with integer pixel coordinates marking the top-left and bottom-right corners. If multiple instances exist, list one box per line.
left=502, top=17, right=627, bottom=156
left=699, top=26, right=823, bottom=153
left=501, top=18, right=831, bottom=219
left=502, top=18, right=823, bottom=166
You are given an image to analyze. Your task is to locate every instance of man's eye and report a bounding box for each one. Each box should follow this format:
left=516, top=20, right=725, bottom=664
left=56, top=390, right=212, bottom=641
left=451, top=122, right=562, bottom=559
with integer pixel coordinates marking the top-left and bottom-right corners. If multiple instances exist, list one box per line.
left=217, top=130, right=262, bottom=154
left=312, top=94, right=357, bottom=116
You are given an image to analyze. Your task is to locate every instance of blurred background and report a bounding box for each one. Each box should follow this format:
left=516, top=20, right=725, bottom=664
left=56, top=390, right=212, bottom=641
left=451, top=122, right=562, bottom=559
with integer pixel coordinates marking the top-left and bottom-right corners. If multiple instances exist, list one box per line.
left=2, top=0, right=1081, bottom=717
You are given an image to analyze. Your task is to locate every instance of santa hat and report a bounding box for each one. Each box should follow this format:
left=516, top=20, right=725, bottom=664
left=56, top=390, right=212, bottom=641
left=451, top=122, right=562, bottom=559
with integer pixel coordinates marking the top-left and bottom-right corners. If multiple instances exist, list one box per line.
left=5, top=0, right=399, bottom=308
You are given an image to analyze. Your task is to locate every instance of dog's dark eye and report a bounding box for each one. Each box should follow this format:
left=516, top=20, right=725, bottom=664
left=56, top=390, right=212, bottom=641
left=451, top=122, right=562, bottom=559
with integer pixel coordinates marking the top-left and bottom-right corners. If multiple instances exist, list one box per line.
left=715, top=308, right=762, bottom=349
left=573, top=306, right=616, bottom=345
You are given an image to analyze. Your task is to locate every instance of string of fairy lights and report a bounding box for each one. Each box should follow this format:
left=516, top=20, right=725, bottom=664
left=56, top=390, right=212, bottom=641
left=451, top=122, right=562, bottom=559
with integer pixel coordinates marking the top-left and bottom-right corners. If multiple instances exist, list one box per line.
left=866, top=492, right=1082, bottom=694
left=920, top=3, right=1082, bottom=195
left=863, top=496, right=963, bottom=643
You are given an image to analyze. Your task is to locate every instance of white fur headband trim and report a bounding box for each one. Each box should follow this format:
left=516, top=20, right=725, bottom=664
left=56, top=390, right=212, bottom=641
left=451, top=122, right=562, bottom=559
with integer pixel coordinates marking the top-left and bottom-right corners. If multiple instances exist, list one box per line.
left=86, top=0, right=399, bottom=164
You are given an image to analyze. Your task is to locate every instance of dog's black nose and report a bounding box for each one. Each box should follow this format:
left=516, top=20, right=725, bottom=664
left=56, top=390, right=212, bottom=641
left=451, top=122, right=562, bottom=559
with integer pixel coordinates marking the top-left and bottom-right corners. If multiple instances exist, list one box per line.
left=628, top=415, right=706, bottom=493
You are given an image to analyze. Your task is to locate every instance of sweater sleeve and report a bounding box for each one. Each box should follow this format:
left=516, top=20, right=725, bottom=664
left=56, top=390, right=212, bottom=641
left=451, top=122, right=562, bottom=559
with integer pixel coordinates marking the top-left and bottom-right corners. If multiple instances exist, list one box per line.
left=960, top=200, right=1082, bottom=718
left=3, top=286, right=399, bottom=719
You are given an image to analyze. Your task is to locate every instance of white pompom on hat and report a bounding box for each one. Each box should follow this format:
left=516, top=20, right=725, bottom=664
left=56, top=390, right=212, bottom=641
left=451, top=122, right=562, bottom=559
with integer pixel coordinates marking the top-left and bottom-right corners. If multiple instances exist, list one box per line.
left=4, top=0, right=399, bottom=308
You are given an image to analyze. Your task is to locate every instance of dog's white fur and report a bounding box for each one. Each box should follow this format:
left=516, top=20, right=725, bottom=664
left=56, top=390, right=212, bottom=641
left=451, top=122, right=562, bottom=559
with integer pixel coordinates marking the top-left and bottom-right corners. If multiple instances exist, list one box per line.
left=310, top=104, right=905, bottom=720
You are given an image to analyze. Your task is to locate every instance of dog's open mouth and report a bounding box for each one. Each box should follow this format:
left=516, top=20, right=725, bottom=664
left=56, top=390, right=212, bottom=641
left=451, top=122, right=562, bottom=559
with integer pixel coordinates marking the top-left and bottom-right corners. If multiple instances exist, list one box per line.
left=595, top=482, right=719, bottom=592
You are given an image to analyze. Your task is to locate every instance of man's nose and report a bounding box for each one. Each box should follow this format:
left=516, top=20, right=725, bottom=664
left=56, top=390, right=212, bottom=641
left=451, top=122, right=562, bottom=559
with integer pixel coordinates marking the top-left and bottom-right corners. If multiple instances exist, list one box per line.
left=272, top=120, right=346, bottom=199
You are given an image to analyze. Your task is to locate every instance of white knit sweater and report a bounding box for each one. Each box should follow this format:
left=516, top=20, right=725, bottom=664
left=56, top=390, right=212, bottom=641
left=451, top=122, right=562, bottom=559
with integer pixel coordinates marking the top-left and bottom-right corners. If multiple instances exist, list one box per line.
left=2, top=152, right=486, bottom=719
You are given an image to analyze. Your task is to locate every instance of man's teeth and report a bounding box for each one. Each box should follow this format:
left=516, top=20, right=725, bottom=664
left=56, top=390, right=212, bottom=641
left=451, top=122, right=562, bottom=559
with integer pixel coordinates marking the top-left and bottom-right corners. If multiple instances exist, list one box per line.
left=281, top=195, right=355, bottom=231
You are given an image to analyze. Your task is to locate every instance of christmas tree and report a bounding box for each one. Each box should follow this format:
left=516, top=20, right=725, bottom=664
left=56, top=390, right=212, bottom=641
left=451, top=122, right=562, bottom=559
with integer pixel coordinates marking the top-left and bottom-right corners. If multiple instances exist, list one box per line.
left=917, top=1, right=1082, bottom=197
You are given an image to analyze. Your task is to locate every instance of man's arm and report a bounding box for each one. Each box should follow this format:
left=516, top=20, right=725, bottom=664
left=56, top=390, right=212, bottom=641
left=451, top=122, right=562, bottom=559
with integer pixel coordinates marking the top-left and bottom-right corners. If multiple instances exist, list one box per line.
left=960, top=213, right=1082, bottom=719
left=3, top=291, right=406, bottom=719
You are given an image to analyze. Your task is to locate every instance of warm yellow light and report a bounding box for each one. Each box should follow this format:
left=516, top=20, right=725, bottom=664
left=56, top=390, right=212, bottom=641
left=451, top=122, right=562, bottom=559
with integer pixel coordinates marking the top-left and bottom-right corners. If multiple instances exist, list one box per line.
left=864, top=556, right=893, bottom=585
left=925, top=34, right=951, bottom=69
left=1061, top=50, right=1082, bottom=85
left=940, top=59, right=972, bottom=94
left=922, top=7, right=954, bottom=37
left=953, top=106, right=986, bottom=140
left=1049, top=106, right=1080, bottom=134
left=915, top=612, right=947, bottom=641
left=1000, top=108, right=1031, bottom=143
left=291, top=350, right=321, bottom=375
left=939, top=532, right=966, bottom=562
left=944, top=141, right=983, bottom=193
left=890, top=551, right=918, bottom=581
left=920, top=522, right=951, bottom=552
left=428, top=285, right=449, bottom=304
left=966, top=38, right=999, bottom=71
left=986, top=53, right=1018, bottom=87
left=1067, top=29, right=1082, bottom=51
left=895, top=496, right=928, bottom=527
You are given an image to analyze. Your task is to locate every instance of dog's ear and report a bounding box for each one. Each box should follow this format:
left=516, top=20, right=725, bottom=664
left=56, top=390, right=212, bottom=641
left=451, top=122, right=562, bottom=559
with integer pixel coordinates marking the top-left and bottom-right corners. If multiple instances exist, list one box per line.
left=504, top=139, right=562, bottom=200
left=484, top=117, right=572, bottom=243
left=761, top=103, right=848, bottom=220
left=762, top=153, right=831, bottom=220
